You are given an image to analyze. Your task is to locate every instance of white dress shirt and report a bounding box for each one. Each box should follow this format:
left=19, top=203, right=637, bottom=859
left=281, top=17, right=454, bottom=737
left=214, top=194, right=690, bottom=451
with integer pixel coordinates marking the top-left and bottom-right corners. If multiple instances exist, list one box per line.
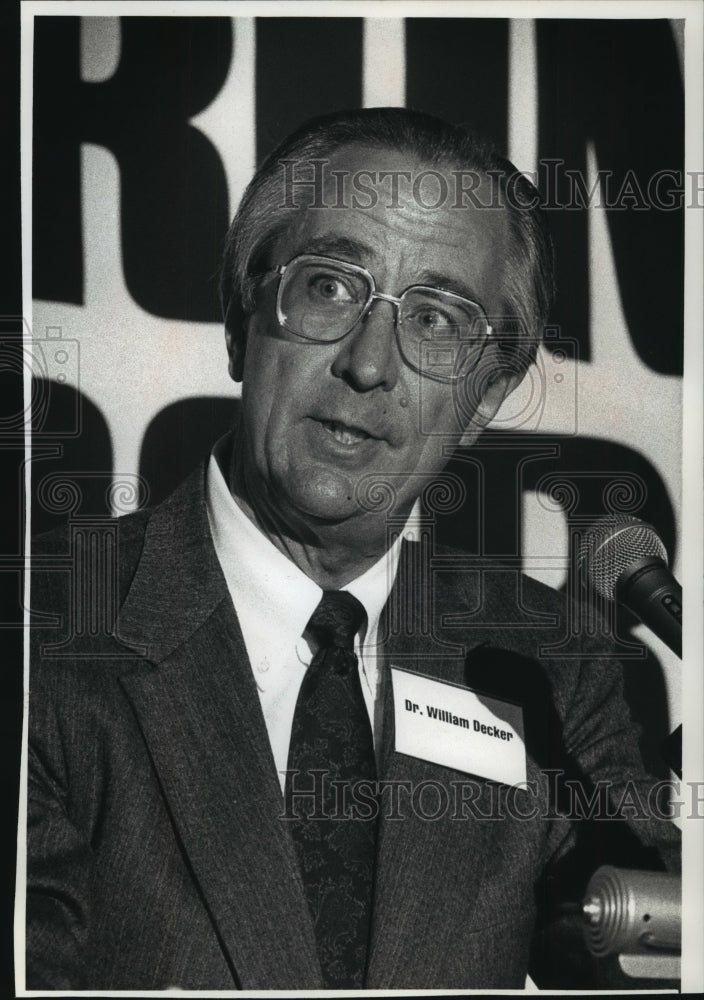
left=206, top=436, right=416, bottom=793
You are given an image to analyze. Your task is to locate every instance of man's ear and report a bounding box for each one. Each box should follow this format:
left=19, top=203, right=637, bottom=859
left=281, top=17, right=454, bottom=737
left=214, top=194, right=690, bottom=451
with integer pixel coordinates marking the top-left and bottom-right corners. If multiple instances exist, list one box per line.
left=224, top=303, right=248, bottom=383
left=459, top=368, right=525, bottom=447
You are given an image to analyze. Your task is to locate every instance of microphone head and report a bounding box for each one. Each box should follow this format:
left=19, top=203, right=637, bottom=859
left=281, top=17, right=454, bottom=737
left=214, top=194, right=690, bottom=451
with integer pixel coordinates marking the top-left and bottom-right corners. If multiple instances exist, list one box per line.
left=578, top=515, right=668, bottom=601
left=582, top=865, right=681, bottom=956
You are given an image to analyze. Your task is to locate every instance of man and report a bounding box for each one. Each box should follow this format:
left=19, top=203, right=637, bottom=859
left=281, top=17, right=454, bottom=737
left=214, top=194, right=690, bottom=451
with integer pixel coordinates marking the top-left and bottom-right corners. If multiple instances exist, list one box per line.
left=27, top=108, right=679, bottom=990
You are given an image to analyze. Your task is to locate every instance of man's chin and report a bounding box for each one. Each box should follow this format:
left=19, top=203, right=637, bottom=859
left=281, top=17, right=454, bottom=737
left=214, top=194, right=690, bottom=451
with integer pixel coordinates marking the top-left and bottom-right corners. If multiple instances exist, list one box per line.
left=274, top=468, right=391, bottom=532
left=282, top=484, right=363, bottom=527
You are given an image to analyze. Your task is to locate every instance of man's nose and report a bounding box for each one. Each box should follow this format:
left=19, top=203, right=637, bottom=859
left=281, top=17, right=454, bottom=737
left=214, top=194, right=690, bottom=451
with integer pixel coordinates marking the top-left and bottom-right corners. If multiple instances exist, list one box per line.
left=330, top=298, right=401, bottom=391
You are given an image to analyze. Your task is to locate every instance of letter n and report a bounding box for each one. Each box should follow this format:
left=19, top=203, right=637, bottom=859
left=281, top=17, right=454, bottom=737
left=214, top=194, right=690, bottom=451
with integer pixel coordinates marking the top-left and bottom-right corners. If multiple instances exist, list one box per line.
left=537, top=20, right=683, bottom=374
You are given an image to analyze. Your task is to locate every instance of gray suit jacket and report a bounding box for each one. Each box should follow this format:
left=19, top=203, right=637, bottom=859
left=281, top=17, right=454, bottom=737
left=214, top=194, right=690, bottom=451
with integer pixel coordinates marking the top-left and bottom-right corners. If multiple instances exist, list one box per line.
left=27, top=464, right=679, bottom=989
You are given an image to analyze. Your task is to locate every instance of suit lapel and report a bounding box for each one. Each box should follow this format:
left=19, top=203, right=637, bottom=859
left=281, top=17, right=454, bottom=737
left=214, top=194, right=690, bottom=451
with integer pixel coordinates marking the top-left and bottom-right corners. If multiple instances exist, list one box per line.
left=116, top=467, right=322, bottom=988
left=367, top=542, right=501, bottom=987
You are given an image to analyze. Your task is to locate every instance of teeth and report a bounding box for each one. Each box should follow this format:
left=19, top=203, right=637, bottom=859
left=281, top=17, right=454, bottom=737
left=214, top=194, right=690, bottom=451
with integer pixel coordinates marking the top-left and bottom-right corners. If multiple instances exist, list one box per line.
left=323, top=420, right=370, bottom=445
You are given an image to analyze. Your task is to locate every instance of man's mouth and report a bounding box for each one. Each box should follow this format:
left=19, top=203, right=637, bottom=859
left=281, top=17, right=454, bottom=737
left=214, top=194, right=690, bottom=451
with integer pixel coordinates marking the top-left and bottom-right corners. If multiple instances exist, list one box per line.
left=320, top=419, right=373, bottom=446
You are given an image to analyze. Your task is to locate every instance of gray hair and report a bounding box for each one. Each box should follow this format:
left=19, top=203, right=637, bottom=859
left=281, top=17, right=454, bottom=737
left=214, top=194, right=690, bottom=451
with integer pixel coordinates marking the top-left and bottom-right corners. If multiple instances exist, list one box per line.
left=220, top=107, right=554, bottom=376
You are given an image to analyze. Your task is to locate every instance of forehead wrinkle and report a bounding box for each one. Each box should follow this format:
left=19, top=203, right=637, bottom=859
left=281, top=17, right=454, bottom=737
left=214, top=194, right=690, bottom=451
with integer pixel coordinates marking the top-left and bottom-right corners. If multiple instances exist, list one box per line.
left=319, top=144, right=509, bottom=250
left=295, top=233, right=375, bottom=262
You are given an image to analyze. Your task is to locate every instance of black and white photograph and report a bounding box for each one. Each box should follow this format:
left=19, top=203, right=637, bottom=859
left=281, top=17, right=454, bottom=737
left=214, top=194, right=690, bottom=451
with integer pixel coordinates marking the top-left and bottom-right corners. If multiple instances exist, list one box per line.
left=12, top=0, right=703, bottom=993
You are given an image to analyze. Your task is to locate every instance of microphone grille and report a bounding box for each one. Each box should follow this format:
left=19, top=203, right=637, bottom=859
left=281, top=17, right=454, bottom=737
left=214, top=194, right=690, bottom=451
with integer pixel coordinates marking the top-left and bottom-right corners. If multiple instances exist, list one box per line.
left=578, top=515, right=668, bottom=600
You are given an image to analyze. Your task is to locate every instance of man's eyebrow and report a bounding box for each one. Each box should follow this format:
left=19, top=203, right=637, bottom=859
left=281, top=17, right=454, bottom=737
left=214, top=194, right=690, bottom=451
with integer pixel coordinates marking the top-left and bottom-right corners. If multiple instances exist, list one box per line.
left=418, top=271, right=481, bottom=303
left=297, top=235, right=375, bottom=261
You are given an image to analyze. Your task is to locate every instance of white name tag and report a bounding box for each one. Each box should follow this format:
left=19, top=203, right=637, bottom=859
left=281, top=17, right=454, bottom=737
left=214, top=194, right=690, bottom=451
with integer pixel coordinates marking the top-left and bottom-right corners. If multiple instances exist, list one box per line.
left=391, top=666, right=527, bottom=787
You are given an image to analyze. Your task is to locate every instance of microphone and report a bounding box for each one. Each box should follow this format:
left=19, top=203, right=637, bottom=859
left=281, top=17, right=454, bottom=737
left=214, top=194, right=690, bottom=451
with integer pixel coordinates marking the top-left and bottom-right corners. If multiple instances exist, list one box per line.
left=582, top=865, right=680, bottom=957
left=578, top=515, right=681, bottom=658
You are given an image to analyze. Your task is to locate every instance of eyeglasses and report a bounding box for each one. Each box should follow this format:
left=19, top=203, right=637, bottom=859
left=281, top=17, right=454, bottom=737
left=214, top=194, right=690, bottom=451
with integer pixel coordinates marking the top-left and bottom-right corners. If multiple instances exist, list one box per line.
left=259, top=254, right=493, bottom=382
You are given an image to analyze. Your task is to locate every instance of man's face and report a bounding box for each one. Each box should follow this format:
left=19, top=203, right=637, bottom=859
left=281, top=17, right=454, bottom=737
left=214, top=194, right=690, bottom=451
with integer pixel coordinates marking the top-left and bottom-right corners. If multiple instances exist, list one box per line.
left=230, top=144, right=513, bottom=547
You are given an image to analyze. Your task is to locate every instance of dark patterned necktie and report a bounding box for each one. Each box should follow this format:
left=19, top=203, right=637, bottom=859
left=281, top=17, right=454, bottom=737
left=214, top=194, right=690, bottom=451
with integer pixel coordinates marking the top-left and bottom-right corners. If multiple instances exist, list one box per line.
left=285, top=590, right=377, bottom=988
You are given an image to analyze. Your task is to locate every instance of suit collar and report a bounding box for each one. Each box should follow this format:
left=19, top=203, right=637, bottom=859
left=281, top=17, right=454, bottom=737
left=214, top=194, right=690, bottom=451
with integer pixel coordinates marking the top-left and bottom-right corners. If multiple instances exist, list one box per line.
left=115, top=466, right=324, bottom=987
left=116, top=464, right=227, bottom=662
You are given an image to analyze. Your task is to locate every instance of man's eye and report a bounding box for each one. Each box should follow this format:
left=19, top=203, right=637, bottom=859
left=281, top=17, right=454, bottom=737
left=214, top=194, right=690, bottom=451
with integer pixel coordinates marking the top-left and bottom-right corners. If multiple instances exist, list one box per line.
left=419, top=309, right=443, bottom=327
left=309, top=274, right=355, bottom=303
left=413, top=307, right=452, bottom=329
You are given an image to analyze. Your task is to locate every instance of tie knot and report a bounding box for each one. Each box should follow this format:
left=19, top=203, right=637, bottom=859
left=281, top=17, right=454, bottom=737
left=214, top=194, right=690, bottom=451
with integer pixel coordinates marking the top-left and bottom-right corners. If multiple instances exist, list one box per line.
left=307, top=590, right=366, bottom=651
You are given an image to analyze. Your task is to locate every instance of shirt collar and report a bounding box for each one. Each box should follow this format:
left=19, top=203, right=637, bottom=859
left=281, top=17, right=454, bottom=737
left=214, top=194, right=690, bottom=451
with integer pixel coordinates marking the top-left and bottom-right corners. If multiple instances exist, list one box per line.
left=205, top=433, right=415, bottom=659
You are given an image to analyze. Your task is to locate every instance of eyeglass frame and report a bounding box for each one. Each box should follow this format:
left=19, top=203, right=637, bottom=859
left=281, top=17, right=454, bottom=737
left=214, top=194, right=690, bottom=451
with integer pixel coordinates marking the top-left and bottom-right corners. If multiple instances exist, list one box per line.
left=255, top=253, right=493, bottom=383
